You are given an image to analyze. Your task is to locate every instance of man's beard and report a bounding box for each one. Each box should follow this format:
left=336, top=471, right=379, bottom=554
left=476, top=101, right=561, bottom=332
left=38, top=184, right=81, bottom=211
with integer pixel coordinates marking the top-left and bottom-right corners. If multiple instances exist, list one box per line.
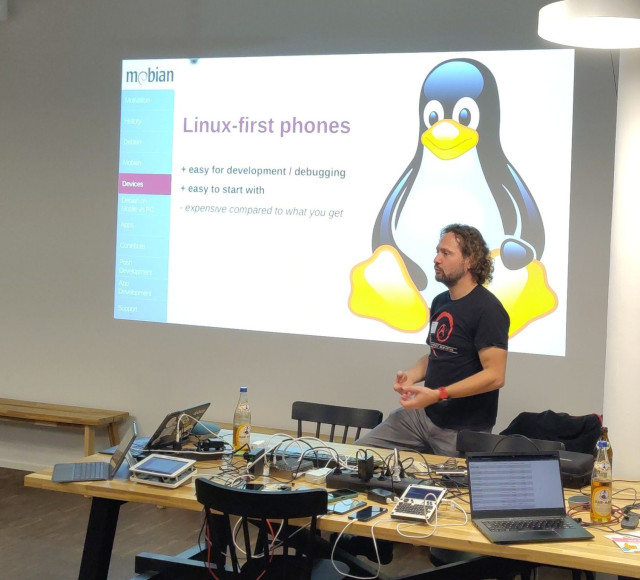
left=435, top=267, right=465, bottom=288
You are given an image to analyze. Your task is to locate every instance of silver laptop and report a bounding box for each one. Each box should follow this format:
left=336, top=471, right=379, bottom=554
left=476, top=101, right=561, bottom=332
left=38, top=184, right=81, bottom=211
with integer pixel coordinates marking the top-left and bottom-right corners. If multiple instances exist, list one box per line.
left=467, top=451, right=593, bottom=543
left=52, top=421, right=137, bottom=482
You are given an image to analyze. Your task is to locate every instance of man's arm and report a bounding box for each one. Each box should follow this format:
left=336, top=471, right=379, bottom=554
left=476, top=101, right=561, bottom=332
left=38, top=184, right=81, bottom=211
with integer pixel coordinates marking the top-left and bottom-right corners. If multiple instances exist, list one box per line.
left=398, top=346, right=507, bottom=409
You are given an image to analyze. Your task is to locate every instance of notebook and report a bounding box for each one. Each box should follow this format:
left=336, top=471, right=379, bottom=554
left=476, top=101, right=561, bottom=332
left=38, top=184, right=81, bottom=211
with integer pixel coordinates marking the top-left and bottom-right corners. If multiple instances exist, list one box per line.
left=141, top=402, right=211, bottom=454
left=467, top=451, right=593, bottom=543
left=52, top=421, right=137, bottom=483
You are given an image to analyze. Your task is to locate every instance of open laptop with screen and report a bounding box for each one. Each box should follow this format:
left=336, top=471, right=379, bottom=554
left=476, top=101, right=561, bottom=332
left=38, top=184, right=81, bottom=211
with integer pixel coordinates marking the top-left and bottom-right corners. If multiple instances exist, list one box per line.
left=139, top=402, right=211, bottom=455
left=467, top=451, right=593, bottom=543
left=52, top=421, right=137, bottom=482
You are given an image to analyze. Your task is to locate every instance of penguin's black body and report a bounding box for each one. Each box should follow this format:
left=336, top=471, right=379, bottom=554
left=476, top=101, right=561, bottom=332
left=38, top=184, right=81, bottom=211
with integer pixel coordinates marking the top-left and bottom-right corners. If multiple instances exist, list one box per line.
left=372, top=58, right=545, bottom=295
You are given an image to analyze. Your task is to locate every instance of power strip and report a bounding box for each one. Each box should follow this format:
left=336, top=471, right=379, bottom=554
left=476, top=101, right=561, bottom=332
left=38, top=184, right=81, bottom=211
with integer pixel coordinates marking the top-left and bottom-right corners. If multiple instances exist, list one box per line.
left=326, top=469, right=423, bottom=494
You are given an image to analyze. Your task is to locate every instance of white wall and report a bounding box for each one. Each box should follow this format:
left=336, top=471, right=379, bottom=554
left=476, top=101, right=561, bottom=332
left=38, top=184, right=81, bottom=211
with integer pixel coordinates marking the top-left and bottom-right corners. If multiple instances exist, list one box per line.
left=603, top=49, right=640, bottom=480
left=0, top=0, right=618, bottom=471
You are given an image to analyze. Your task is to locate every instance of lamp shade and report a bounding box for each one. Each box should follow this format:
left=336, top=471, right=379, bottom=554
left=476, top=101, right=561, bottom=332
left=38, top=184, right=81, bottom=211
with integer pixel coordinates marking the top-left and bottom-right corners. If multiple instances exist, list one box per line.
left=538, top=0, right=640, bottom=49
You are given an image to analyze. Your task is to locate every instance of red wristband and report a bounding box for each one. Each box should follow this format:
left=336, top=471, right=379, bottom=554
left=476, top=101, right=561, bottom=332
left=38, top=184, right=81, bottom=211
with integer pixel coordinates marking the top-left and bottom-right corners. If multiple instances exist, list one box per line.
left=438, top=387, right=449, bottom=401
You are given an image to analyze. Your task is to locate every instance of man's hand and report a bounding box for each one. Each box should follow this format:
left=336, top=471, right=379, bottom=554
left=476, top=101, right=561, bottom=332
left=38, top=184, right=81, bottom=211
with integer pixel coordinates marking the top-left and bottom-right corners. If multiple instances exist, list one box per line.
left=397, top=384, right=439, bottom=409
left=393, top=371, right=410, bottom=394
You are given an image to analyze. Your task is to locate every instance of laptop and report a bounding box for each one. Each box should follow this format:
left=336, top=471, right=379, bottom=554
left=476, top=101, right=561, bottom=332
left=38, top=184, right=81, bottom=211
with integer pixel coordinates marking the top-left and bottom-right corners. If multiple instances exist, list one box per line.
left=52, top=421, right=137, bottom=483
left=467, top=451, right=593, bottom=543
left=139, top=402, right=211, bottom=455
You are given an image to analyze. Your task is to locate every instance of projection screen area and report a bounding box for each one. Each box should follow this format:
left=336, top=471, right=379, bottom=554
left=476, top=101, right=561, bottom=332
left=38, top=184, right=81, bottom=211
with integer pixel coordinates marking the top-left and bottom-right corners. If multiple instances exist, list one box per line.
left=115, top=49, right=574, bottom=357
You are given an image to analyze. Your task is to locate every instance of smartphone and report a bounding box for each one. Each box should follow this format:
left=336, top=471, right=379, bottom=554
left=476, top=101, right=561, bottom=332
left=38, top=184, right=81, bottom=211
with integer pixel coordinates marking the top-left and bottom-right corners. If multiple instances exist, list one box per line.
left=244, top=483, right=265, bottom=491
left=327, top=488, right=359, bottom=503
left=348, top=506, right=388, bottom=521
left=263, top=484, right=292, bottom=491
left=328, top=499, right=367, bottom=515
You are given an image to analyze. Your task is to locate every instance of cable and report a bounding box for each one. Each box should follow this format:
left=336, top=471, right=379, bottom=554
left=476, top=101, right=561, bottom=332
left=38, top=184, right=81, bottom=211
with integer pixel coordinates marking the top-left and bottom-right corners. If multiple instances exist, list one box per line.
left=329, top=518, right=383, bottom=579
left=201, top=514, right=223, bottom=580
left=394, top=497, right=468, bottom=539
left=174, top=413, right=187, bottom=450
left=490, top=434, right=541, bottom=453
left=264, top=434, right=350, bottom=476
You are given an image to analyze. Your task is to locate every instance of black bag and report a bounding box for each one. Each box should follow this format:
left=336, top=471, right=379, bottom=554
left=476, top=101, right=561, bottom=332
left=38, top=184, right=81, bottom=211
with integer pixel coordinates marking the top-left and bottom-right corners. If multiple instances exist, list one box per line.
left=500, top=410, right=601, bottom=489
left=500, top=410, right=602, bottom=454
left=558, top=450, right=594, bottom=488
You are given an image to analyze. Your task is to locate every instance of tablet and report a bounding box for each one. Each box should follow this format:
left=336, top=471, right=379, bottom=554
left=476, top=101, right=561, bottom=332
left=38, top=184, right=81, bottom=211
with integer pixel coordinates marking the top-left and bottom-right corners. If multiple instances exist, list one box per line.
left=130, top=469, right=197, bottom=489
left=130, top=454, right=196, bottom=478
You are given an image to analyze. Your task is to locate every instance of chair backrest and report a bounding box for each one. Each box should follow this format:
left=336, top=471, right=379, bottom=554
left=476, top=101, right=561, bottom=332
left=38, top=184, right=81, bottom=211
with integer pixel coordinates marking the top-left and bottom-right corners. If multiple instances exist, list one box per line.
left=456, top=429, right=566, bottom=455
left=195, top=477, right=329, bottom=579
left=291, top=401, right=383, bottom=443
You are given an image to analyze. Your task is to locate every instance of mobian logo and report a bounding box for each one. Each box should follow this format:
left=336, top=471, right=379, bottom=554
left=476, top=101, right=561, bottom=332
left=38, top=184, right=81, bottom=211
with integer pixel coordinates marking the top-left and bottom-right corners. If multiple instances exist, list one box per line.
left=126, top=67, right=174, bottom=85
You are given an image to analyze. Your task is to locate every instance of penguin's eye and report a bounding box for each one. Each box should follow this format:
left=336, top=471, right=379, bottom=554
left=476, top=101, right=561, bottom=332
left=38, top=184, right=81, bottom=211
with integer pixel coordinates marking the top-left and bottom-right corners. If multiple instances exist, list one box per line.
left=423, top=100, right=445, bottom=129
left=452, top=97, right=479, bottom=130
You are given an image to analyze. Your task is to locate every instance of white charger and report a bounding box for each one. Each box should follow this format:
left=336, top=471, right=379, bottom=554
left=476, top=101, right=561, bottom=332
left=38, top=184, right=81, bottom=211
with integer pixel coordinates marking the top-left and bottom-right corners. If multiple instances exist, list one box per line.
left=304, top=467, right=333, bottom=484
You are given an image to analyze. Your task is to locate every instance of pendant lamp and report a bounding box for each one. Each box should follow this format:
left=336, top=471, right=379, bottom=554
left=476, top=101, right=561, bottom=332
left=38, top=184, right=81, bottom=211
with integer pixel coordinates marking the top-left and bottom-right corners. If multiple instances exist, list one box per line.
left=538, top=0, right=640, bottom=49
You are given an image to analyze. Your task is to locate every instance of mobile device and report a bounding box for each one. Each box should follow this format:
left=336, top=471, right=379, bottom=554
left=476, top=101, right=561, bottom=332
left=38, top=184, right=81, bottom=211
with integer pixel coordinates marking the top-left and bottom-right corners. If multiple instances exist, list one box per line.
left=244, top=483, right=265, bottom=491
left=349, top=506, right=388, bottom=521
left=327, top=499, right=367, bottom=515
left=130, top=454, right=196, bottom=478
left=327, top=488, right=359, bottom=503
left=129, top=454, right=197, bottom=488
left=263, top=483, right=292, bottom=491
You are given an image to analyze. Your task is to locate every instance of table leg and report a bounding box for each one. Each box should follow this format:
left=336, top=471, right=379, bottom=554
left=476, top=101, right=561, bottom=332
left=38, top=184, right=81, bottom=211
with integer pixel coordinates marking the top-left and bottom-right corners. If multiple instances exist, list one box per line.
left=84, top=425, right=96, bottom=456
left=78, top=496, right=126, bottom=580
left=107, top=422, right=121, bottom=446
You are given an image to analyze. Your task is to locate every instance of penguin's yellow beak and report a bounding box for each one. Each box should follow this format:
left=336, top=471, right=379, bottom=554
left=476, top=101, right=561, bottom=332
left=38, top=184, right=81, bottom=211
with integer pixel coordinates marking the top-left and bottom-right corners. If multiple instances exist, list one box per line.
left=421, top=119, right=479, bottom=160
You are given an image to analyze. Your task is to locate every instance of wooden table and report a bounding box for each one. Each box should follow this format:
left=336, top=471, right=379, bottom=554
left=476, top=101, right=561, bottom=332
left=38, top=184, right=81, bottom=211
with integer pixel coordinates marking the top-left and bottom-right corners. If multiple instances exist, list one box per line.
left=24, top=448, right=640, bottom=580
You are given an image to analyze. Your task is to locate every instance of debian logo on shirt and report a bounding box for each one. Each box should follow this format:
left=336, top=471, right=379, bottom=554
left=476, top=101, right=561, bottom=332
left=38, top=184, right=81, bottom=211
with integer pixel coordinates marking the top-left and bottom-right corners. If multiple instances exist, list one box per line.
left=429, top=312, right=457, bottom=355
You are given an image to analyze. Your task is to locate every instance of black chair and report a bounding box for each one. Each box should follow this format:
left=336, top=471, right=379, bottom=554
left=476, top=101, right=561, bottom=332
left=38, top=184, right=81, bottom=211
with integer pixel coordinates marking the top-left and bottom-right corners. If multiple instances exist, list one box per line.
left=291, top=400, right=383, bottom=443
left=195, top=477, right=348, bottom=579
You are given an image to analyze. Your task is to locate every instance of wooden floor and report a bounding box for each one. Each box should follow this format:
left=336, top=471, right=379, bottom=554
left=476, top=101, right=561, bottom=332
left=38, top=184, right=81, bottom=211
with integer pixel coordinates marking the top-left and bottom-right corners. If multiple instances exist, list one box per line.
left=1, top=467, right=579, bottom=579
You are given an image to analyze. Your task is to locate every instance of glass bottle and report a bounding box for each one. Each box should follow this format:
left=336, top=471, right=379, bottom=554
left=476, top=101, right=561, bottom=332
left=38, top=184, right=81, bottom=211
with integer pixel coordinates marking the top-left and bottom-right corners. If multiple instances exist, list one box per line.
left=593, top=426, right=613, bottom=466
left=590, top=440, right=612, bottom=523
left=232, top=386, right=251, bottom=451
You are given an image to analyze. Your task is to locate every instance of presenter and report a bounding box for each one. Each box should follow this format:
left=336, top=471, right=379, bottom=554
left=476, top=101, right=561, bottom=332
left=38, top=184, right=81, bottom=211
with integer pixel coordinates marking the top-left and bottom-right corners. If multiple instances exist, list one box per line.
left=356, top=224, right=510, bottom=457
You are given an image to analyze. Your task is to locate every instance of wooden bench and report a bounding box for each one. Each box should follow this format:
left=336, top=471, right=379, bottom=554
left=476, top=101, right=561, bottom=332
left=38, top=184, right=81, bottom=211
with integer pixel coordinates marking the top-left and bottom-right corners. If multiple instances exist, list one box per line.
left=0, top=398, right=129, bottom=455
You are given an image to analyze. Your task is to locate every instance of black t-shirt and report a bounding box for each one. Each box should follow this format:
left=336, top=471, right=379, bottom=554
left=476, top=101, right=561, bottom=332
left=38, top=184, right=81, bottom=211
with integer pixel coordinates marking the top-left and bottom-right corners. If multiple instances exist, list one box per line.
left=424, top=285, right=509, bottom=430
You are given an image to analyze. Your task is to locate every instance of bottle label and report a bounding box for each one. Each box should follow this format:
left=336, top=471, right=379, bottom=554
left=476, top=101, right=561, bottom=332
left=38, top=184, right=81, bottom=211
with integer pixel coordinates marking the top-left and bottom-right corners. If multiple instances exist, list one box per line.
left=591, top=482, right=612, bottom=518
left=233, top=424, right=251, bottom=449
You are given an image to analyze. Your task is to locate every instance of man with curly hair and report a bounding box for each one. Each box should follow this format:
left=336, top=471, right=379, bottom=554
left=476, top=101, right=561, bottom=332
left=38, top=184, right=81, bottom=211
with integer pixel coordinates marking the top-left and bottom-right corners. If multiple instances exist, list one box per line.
left=357, top=224, right=510, bottom=457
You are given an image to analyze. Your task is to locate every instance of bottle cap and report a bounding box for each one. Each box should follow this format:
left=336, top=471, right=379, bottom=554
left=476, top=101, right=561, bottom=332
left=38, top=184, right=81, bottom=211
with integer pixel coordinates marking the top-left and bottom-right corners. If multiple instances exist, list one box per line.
left=597, top=440, right=608, bottom=448
left=240, top=386, right=248, bottom=392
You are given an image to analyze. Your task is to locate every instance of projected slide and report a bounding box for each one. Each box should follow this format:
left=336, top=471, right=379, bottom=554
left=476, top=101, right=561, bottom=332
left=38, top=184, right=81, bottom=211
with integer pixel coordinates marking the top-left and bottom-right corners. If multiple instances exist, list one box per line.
left=115, top=50, right=574, bottom=356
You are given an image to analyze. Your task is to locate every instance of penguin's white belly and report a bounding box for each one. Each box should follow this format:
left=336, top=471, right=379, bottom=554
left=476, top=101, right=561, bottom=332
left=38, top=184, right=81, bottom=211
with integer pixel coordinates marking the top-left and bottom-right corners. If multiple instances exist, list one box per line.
left=392, top=151, right=504, bottom=302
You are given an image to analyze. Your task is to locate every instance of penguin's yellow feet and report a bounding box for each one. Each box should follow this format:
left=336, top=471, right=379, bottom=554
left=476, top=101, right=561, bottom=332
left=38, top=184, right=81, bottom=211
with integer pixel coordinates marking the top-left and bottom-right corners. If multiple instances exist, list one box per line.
left=488, top=250, right=558, bottom=337
left=348, top=245, right=429, bottom=332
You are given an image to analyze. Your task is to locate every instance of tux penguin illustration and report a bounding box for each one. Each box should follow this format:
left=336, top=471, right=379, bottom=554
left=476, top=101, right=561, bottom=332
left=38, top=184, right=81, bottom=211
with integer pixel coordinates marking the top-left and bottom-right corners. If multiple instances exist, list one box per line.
left=349, top=58, right=556, bottom=334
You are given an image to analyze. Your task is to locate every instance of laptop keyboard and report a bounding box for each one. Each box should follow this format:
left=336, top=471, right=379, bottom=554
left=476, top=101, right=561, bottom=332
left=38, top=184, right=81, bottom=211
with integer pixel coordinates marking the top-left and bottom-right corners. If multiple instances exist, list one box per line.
left=485, top=518, right=572, bottom=532
left=73, top=462, right=108, bottom=480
